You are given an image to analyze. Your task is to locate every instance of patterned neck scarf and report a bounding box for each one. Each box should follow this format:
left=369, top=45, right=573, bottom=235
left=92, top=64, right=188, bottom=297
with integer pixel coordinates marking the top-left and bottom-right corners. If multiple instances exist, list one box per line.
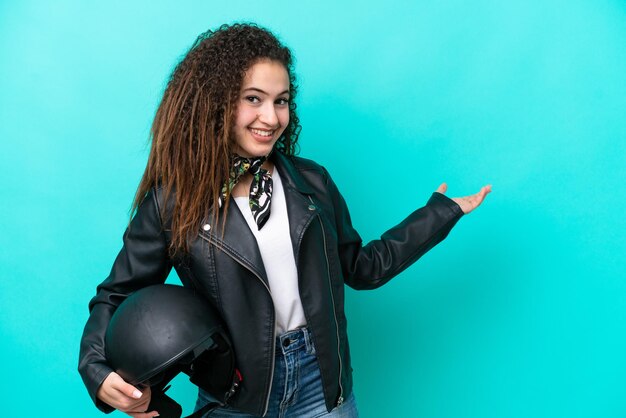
left=221, top=154, right=273, bottom=230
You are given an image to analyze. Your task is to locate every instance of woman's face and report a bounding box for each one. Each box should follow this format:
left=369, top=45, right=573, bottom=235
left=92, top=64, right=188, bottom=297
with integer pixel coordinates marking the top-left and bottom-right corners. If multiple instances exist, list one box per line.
left=233, top=60, right=290, bottom=158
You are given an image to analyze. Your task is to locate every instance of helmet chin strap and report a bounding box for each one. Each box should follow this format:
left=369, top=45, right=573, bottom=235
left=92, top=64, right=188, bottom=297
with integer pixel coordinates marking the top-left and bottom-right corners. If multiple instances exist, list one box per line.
left=146, top=388, right=182, bottom=417
left=147, top=368, right=243, bottom=418
left=148, top=391, right=221, bottom=418
left=147, top=386, right=220, bottom=418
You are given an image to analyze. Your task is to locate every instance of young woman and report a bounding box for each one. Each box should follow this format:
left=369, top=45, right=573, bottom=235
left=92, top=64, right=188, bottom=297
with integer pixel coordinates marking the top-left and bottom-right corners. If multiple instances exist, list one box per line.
left=78, top=23, right=491, bottom=418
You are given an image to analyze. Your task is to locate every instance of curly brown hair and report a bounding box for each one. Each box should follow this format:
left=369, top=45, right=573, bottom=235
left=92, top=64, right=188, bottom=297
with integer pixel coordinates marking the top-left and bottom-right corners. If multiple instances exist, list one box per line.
left=132, top=22, right=301, bottom=255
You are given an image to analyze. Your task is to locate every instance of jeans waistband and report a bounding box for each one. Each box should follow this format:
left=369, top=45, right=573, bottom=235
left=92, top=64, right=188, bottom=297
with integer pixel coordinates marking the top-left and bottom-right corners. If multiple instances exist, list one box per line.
left=276, top=327, right=314, bottom=355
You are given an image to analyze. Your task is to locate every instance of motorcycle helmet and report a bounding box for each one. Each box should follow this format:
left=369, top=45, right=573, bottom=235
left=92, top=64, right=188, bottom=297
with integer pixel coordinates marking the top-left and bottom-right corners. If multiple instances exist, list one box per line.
left=105, top=284, right=241, bottom=418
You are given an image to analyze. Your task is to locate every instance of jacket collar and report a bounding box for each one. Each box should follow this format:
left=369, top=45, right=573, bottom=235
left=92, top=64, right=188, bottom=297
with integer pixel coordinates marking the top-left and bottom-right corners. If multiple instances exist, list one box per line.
left=271, top=150, right=315, bottom=195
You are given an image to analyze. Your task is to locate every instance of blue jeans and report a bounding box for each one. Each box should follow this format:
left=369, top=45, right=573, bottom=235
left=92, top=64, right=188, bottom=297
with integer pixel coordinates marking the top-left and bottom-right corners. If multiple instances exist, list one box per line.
left=194, top=327, right=358, bottom=417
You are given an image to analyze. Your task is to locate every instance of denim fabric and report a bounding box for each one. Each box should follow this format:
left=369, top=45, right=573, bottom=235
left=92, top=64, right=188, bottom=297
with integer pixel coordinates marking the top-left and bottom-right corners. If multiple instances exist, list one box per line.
left=194, top=328, right=358, bottom=418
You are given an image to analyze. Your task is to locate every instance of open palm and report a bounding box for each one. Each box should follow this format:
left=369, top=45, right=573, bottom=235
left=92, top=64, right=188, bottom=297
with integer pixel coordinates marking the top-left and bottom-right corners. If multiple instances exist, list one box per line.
left=436, top=183, right=492, bottom=214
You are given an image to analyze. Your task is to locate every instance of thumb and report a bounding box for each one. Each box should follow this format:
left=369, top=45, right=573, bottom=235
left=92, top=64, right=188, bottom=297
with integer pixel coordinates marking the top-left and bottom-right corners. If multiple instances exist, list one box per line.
left=436, top=183, right=447, bottom=194
left=112, top=374, right=143, bottom=399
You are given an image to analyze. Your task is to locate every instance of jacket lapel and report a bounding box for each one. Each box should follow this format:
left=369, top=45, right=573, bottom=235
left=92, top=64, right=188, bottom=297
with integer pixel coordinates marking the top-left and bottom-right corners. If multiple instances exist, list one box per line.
left=200, top=197, right=268, bottom=284
left=272, top=151, right=319, bottom=265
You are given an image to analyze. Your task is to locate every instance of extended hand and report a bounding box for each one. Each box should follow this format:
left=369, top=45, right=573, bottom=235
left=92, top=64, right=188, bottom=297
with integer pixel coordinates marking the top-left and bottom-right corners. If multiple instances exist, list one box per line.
left=96, top=372, right=159, bottom=418
left=436, top=183, right=492, bottom=214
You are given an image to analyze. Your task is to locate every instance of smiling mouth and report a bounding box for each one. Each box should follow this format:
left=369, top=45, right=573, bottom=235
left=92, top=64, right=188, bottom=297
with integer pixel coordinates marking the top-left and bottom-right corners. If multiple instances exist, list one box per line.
left=249, top=128, right=274, bottom=138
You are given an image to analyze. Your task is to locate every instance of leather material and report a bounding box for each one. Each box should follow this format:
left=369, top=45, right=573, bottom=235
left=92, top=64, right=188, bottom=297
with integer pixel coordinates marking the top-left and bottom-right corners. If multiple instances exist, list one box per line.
left=78, top=150, right=464, bottom=415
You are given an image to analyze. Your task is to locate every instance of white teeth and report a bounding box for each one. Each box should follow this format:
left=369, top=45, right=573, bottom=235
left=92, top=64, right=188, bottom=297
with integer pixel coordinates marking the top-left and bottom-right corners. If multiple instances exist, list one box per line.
left=250, top=128, right=273, bottom=137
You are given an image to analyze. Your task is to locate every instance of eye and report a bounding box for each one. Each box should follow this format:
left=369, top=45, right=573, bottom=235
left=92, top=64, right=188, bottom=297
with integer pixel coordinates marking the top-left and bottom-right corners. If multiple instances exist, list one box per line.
left=276, top=97, right=290, bottom=106
left=245, top=95, right=261, bottom=104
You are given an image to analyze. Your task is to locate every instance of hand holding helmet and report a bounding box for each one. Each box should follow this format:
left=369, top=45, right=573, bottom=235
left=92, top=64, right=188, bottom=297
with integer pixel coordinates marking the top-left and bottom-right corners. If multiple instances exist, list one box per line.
left=102, top=284, right=241, bottom=418
left=97, top=372, right=159, bottom=418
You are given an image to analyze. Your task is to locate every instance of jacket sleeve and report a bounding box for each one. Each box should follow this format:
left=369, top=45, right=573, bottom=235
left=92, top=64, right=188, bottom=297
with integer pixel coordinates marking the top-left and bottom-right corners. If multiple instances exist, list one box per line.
left=78, top=187, right=172, bottom=412
left=324, top=169, right=464, bottom=290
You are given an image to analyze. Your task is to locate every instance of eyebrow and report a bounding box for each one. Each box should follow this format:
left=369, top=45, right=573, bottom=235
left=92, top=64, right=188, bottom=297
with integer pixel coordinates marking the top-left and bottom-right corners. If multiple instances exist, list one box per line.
left=243, top=87, right=290, bottom=96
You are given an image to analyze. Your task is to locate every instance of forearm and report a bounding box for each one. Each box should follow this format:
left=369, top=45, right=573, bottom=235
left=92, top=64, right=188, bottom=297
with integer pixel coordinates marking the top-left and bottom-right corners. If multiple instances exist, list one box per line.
left=342, top=192, right=463, bottom=290
left=78, top=302, right=117, bottom=413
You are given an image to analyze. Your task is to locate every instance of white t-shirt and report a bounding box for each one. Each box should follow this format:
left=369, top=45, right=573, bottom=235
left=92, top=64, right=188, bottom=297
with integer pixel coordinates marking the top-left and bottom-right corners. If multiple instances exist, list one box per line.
left=234, top=169, right=306, bottom=334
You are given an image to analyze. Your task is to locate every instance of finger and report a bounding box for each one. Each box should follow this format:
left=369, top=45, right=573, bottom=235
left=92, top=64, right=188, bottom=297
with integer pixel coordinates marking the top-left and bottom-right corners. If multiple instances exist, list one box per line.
left=99, top=375, right=137, bottom=409
left=121, top=389, right=152, bottom=413
left=105, top=372, right=143, bottom=401
left=110, top=378, right=146, bottom=411
left=479, top=185, right=490, bottom=198
left=436, top=183, right=447, bottom=194
left=114, top=378, right=143, bottom=401
left=126, top=397, right=151, bottom=412
left=469, top=186, right=490, bottom=209
left=471, top=193, right=485, bottom=208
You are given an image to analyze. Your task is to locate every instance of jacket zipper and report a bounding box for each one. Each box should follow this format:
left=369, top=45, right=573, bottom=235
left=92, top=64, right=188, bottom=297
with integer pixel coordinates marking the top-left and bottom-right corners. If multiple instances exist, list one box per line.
left=198, top=232, right=276, bottom=416
left=308, top=196, right=344, bottom=406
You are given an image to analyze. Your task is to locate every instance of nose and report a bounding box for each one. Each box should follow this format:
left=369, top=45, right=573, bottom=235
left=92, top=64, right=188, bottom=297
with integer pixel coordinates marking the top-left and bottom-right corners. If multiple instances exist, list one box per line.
left=257, top=102, right=279, bottom=127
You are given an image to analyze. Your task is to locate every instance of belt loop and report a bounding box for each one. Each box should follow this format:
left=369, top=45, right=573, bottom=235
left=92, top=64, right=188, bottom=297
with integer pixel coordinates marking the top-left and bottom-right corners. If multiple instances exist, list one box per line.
left=303, top=327, right=315, bottom=354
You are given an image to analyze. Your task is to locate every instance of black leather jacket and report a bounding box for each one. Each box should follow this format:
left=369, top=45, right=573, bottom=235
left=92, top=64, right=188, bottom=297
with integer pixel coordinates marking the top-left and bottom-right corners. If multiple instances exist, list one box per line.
left=78, top=151, right=464, bottom=416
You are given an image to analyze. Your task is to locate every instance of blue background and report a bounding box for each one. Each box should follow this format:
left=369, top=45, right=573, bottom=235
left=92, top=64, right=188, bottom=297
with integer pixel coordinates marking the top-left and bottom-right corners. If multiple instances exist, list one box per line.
left=1, top=1, right=625, bottom=417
